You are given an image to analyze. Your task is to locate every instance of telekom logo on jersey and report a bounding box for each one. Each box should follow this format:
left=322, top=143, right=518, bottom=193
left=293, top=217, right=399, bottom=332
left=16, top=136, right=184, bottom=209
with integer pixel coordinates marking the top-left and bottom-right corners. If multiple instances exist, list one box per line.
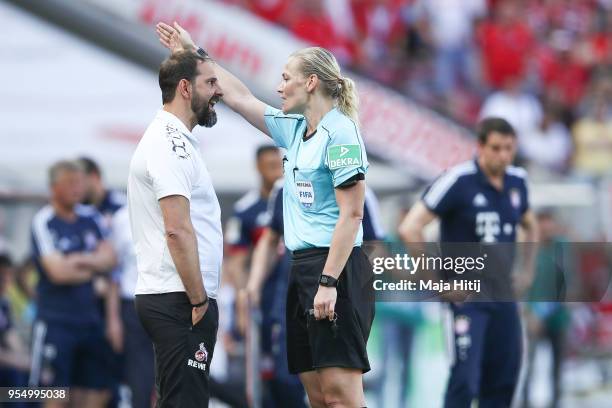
left=475, top=212, right=500, bottom=243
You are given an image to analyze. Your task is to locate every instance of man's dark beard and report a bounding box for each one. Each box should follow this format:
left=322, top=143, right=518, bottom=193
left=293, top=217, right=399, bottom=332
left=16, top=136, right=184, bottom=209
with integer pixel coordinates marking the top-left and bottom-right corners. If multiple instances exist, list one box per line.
left=191, top=93, right=218, bottom=128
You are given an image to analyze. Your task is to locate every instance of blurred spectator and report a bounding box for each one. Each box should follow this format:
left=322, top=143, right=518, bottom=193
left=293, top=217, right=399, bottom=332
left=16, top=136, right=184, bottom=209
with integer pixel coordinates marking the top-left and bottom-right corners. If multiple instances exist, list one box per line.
left=527, top=210, right=574, bottom=302
left=0, top=254, right=30, bottom=386
left=349, top=0, right=409, bottom=82
left=323, top=0, right=358, bottom=58
left=78, top=157, right=126, bottom=229
left=224, top=145, right=282, bottom=291
left=479, top=76, right=543, bottom=149
left=535, top=29, right=590, bottom=113
left=370, top=203, right=420, bottom=408
left=289, top=1, right=346, bottom=62
left=243, top=182, right=307, bottom=408
left=223, top=145, right=282, bottom=404
left=572, top=75, right=612, bottom=179
left=286, top=0, right=369, bottom=67
left=521, top=103, right=572, bottom=175
left=477, top=0, right=534, bottom=89
left=209, top=274, right=250, bottom=407
left=523, top=210, right=572, bottom=408
left=373, top=302, right=421, bottom=407
left=77, top=156, right=126, bottom=407
left=413, top=0, right=485, bottom=95
left=29, top=160, right=116, bottom=407
left=589, top=6, right=612, bottom=66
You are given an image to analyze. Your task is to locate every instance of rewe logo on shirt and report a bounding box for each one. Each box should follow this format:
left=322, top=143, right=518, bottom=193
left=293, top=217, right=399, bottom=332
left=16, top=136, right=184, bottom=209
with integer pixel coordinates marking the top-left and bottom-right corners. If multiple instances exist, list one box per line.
left=327, top=144, right=361, bottom=170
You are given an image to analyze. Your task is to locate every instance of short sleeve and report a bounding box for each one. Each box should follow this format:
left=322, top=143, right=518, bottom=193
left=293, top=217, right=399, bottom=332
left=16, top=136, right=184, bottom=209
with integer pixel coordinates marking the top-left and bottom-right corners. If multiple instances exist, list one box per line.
left=264, top=105, right=303, bottom=149
left=91, top=210, right=109, bottom=239
left=225, top=214, right=250, bottom=249
left=147, top=136, right=196, bottom=201
left=31, top=213, right=57, bottom=258
left=422, top=172, right=461, bottom=217
left=325, top=128, right=369, bottom=188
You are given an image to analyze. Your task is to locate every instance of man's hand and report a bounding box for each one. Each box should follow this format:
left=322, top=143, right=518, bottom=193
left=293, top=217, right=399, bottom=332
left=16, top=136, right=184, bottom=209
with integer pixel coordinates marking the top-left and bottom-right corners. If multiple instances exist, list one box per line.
left=192, top=302, right=209, bottom=326
left=236, top=282, right=263, bottom=335
left=313, top=286, right=337, bottom=321
left=156, top=21, right=196, bottom=53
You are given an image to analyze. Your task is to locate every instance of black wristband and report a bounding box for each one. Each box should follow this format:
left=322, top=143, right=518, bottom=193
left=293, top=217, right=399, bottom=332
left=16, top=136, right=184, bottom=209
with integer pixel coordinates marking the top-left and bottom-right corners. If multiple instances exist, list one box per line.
left=196, top=47, right=209, bottom=58
left=319, top=274, right=338, bottom=287
left=191, top=297, right=209, bottom=308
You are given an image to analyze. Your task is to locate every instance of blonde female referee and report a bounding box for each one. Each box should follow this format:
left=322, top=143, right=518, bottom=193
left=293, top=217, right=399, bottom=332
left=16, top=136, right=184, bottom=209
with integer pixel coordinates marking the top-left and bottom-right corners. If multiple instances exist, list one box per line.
left=157, top=22, right=375, bottom=408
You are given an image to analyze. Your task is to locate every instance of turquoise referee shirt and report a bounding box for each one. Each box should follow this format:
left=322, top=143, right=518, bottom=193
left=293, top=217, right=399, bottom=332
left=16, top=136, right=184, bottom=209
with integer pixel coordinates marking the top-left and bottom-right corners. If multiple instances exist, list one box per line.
left=264, top=105, right=369, bottom=251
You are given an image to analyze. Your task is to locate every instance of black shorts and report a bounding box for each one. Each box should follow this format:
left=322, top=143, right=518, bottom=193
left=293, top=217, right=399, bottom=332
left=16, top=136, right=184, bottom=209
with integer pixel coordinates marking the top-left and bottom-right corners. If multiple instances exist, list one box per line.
left=135, top=292, right=218, bottom=408
left=29, top=320, right=114, bottom=389
left=286, top=247, right=375, bottom=374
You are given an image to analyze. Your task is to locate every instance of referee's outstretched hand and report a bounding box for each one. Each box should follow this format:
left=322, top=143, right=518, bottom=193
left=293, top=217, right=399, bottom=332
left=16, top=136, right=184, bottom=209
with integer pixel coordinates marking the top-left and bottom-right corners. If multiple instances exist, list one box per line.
left=156, top=21, right=196, bottom=53
left=192, top=302, right=208, bottom=326
left=313, top=286, right=337, bottom=321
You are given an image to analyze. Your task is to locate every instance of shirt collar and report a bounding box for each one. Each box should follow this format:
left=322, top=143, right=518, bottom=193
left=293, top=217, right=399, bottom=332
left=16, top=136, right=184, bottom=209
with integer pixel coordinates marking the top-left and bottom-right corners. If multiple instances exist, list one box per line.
left=474, top=158, right=486, bottom=185
left=156, top=109, right=198, bottom=145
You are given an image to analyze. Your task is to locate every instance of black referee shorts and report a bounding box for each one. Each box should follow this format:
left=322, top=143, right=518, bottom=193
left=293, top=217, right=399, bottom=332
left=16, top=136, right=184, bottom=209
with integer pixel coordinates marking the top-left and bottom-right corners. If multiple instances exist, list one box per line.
left=286, top=247, right=375, bottom=374
left=135, top=292, right=218, bottom=408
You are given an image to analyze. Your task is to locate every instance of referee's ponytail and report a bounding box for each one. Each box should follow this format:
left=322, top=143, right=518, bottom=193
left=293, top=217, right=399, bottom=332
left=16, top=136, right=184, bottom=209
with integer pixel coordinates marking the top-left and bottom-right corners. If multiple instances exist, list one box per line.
left=336, top=76, right=359, bottom=125
left=291, top=47, right=359, bottom=125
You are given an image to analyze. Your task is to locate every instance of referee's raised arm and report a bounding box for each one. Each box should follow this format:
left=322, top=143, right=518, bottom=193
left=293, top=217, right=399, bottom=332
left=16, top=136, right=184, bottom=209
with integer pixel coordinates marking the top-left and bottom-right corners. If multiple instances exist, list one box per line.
left=156, top=21, right=270, bottom=137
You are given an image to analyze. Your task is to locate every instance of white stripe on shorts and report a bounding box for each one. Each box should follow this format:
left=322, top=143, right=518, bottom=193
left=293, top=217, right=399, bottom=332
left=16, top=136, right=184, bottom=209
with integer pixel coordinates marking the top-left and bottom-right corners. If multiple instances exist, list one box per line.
left=443, top=304, right=456, bottom=366
left=28, top=320, right=47, bottom=387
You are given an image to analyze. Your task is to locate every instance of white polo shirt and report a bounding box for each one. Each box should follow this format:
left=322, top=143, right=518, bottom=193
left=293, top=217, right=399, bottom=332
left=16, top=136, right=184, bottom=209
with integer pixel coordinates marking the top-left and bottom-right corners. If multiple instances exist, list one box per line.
left=127, top=109, right=223, bottom=298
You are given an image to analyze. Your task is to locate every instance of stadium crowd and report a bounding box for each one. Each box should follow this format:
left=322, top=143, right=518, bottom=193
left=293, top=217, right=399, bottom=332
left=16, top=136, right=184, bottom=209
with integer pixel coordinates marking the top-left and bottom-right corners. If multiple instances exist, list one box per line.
left=222, top=0, right=612, bottom=180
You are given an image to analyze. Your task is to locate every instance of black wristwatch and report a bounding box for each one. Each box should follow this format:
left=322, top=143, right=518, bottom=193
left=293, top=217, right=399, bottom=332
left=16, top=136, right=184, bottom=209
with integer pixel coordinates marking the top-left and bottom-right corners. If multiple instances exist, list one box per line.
left=192, top=297, right=209, bottom=308
left=196, top=47, right=209, bottom=58
left=319, top=274, right=338, bottom=287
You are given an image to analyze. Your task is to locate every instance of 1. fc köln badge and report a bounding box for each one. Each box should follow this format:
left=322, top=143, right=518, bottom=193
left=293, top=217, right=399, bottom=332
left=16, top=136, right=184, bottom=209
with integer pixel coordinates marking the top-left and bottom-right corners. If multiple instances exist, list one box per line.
left=195, top=343, right=208, bottom=362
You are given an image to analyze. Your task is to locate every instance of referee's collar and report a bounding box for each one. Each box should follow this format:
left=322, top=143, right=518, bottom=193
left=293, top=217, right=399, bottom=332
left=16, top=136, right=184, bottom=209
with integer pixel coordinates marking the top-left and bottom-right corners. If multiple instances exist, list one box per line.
left=317, top=107, right=340, bottom=131
left=157, top=109, right=197, bottom=144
